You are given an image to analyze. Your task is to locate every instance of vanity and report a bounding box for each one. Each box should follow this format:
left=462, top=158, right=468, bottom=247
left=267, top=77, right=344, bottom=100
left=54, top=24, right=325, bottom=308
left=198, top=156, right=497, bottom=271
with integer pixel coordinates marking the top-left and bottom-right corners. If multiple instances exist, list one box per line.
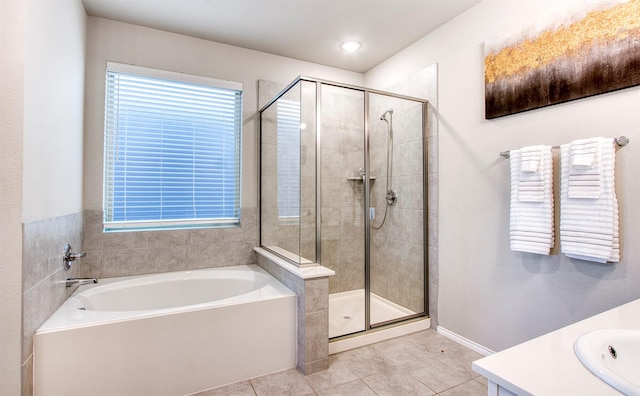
left=473, top=298, right=640, bottom=395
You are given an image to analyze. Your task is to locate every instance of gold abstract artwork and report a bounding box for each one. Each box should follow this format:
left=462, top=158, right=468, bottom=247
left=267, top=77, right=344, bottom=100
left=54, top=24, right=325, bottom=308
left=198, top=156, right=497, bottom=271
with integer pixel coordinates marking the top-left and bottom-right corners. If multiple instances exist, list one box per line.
left=484, top=0, right=640, bottom=119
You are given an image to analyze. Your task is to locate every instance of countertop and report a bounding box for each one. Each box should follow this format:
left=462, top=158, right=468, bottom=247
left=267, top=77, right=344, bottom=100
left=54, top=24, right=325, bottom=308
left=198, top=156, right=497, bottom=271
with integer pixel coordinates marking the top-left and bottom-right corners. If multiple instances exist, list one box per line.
left=472, top=298, right=640, bottom=395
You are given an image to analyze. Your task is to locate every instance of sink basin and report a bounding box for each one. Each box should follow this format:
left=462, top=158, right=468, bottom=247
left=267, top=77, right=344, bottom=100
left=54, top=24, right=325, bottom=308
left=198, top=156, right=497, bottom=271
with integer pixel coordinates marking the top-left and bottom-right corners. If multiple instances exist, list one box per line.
left=574, top=329, right=640, bottom=395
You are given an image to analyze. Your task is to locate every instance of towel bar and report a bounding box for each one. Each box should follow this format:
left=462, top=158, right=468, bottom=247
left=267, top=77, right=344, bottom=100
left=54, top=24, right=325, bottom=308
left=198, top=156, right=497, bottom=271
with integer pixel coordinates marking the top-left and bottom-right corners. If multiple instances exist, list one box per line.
left=499, top=136, right=630, bottom=159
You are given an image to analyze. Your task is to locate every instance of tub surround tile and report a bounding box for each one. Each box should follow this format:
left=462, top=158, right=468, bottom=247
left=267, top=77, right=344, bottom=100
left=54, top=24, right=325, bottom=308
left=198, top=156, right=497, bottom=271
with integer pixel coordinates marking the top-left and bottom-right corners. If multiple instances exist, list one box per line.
left=21, top=211, right=84, bottom=395
left=82, top=210, right=104, bottom=251
left=83, top=208, right=258, bottom=279
left=304, top=278, right=329, bottom=313
left=103, top=229, right=149, bottom=250
left=21, top=356, right=33, bottom=396
left=255, top=249, right=333, bottom=375
left=304, top=310, right=329, bottom=363
left=22, top=212, right=83, bottom=292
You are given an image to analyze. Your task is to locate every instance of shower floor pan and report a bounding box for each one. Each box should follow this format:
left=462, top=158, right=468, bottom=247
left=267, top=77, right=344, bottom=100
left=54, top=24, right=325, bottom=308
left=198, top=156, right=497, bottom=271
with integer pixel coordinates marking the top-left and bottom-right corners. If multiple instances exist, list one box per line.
left=329, top=289, right=416, bottom=339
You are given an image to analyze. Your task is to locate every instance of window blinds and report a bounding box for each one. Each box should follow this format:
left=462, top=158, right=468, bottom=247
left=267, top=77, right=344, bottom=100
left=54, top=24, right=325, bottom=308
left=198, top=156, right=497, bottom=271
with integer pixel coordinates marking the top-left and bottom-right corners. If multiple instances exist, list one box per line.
left=277, top=99, right=301, bottom=219
left=103, top=64, right=242, bottom=230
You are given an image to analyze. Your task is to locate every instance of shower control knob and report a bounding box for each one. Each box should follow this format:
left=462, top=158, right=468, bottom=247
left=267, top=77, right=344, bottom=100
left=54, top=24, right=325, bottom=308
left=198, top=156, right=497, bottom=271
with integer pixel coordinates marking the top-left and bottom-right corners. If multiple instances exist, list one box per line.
left=386, top=189, right=398, bottom=206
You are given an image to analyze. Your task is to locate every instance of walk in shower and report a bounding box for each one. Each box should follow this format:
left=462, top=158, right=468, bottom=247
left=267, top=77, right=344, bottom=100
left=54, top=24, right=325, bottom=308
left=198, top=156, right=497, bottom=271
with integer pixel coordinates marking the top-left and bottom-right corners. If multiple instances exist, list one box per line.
left=259, top=76, right=428, bottom=339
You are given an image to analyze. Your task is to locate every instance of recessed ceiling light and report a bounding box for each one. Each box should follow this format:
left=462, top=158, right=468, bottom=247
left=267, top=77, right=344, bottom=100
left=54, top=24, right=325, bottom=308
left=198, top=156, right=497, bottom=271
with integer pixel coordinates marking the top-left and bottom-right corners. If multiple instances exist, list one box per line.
left=340, top=40, right=361, bottom=52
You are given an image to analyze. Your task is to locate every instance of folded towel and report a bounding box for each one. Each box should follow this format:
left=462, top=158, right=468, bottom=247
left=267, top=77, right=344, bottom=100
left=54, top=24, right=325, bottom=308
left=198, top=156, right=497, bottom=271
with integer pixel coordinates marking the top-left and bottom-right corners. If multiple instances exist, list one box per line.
left=517, top=146, right=547, bottom=202
left=568, top=139, right=602, bottom=198
left=510, top=145, right=554, bottom=255
left=570, top=141, right=598, bottom=169
left=560, top=137, right=619, bottom=263
left=520, top=149, right=541, bottom=173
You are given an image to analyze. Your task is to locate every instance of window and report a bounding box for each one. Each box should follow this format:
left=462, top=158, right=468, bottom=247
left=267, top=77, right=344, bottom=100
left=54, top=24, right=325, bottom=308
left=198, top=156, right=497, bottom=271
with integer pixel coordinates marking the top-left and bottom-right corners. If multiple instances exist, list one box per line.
left=103, top=62, right=242, bottom=231
left=276, top=99, right=301, bottom=219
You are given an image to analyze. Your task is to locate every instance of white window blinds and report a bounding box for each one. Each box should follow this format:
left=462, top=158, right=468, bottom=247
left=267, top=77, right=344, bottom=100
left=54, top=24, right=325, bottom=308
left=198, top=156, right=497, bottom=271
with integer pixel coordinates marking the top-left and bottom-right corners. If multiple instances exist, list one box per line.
left=277, top=99, right=301, bottom=219
left=103, top=63, right=242, bottom=230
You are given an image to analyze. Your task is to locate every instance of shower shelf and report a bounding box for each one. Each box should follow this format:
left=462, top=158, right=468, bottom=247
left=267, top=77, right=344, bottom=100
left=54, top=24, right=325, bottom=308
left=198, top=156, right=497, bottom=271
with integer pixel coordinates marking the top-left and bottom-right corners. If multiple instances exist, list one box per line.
left=347, top=176, right=376, bottom=182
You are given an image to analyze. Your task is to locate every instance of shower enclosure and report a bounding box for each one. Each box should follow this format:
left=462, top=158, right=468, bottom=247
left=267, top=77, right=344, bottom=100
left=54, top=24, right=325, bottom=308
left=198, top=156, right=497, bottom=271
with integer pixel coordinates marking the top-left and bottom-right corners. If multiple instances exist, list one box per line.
left=259, top=77, right=427, bottom=339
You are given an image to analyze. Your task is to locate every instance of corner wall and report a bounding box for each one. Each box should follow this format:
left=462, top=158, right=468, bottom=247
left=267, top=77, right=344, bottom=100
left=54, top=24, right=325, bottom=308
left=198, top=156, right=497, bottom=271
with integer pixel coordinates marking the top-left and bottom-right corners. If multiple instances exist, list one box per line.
left=21, top=0, right=87, bottom=394
left=0, top=1, right=25, bottom=394
left=366, top=0, right=640, bottom=352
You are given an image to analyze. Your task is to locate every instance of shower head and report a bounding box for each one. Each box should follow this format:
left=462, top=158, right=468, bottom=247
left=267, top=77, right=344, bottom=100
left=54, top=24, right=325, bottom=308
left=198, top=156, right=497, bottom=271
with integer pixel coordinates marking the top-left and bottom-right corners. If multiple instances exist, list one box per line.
left=380, top=109, right=393, bottom=121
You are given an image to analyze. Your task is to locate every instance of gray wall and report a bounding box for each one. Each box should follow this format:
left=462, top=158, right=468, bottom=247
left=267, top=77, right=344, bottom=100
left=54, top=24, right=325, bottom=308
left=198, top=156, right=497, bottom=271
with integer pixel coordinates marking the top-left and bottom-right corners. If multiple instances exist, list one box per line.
left=366, top=0, right=640, bottom=352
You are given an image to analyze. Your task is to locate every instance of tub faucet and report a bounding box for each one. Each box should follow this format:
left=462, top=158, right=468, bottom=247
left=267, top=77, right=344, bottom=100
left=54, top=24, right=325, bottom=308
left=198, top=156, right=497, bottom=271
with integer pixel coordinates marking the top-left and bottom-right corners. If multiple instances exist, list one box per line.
left=63, top=243, right=86, bottom=271
left=66, top=278, right=98, bottom=288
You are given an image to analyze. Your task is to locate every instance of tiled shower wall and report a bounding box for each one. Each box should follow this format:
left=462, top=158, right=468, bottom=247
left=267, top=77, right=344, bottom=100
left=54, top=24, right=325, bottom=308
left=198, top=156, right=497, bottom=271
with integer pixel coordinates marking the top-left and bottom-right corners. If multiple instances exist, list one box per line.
left=369, top=96, right=426, bottom=314
left=320, top=86, right=366, bottom=294
left=383, top=65, right=439, bottom=325
left=21, top=212, right=84, bottom=395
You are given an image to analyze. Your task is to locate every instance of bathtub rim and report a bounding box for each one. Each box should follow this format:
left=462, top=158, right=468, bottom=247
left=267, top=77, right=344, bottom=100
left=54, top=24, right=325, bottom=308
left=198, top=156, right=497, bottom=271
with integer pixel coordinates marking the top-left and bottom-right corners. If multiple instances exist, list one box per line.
left=37, top=264, right=295, bottom=333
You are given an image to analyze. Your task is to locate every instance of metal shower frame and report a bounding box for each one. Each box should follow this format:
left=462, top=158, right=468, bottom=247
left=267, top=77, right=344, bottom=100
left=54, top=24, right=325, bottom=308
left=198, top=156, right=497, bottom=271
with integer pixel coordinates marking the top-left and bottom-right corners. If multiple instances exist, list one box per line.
left=258, top=75, right=430, bottom=336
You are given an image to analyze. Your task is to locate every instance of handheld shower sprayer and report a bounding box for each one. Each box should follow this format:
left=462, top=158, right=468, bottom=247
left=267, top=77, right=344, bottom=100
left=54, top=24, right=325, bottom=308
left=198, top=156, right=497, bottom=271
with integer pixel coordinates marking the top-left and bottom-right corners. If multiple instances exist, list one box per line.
left=380, top=109, right=393, bottom=121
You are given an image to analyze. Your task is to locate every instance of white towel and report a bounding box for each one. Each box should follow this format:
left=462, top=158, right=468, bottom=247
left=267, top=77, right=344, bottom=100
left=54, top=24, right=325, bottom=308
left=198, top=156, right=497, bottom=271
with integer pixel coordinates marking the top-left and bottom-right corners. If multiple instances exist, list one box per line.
left=510, top=145, right=554, bottom=255
left=568, top=139, right=602, bottom=199
left=560, top=137, right=619, bottom=263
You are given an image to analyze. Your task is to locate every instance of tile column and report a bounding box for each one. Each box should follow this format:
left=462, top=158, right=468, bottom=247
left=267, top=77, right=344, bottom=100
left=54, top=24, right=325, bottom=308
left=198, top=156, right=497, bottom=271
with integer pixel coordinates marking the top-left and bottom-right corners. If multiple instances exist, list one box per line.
left=254, top=247, right=334, bottom=375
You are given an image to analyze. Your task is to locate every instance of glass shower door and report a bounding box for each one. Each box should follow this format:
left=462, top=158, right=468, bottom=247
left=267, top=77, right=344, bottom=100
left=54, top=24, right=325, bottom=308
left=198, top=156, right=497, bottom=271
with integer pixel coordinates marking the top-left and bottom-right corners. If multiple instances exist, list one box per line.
left=320, top=84, right=367, bottom=338
left=368, top=93, right=426, bottom=327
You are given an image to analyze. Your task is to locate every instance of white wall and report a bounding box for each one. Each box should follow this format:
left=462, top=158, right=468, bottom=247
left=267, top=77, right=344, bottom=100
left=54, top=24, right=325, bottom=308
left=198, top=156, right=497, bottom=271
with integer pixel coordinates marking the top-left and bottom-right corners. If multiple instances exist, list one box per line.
left=23, top=0, right=86, bottom=222
left=0, top=1, right=25, bottom=393
left=83, top=17, right=365, bottom=212
left=366, top=0, right=640, bottom=352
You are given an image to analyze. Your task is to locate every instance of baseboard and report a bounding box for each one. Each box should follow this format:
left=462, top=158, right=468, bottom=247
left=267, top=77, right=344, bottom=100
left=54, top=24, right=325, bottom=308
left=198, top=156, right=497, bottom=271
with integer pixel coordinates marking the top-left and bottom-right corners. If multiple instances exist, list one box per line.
left=437, top=326, right=495, bottom=356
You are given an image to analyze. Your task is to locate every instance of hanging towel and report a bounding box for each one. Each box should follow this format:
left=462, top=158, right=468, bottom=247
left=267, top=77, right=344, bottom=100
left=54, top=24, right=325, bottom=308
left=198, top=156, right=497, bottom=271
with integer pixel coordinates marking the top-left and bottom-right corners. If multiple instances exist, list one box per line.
left=510, top=145, right=554, bottom=255
left=568, top=139, right=602, bottom=199
left=560, top=137, right=619, bottom=263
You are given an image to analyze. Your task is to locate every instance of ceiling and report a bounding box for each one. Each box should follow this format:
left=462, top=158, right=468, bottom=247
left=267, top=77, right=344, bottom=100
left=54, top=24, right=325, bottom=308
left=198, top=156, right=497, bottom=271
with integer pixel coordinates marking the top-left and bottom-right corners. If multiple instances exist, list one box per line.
left=81, top=0, right=480, bottom=73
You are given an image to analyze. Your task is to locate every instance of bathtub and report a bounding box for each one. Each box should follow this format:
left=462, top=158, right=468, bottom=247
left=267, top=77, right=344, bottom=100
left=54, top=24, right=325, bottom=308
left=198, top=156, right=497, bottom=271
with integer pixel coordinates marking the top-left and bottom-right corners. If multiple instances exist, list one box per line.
left=34, top=265, right=297, bottom=396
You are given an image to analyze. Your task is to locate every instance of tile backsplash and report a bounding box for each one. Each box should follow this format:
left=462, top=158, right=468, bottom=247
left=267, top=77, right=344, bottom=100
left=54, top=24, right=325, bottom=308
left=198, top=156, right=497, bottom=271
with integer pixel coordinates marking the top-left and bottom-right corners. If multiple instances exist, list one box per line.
left=82, top=207, right=258, bottom=278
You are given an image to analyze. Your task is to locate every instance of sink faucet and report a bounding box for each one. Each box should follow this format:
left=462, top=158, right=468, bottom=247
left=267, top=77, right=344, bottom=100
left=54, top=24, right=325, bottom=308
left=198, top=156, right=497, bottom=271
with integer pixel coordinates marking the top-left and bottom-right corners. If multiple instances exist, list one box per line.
left=65, top=278, right=98, bottom=288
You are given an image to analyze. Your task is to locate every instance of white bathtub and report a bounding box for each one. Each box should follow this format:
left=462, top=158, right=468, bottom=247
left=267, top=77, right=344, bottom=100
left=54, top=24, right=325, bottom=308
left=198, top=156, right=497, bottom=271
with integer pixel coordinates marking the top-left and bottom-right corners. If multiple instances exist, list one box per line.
left=34, top=265, right=297, bottom=396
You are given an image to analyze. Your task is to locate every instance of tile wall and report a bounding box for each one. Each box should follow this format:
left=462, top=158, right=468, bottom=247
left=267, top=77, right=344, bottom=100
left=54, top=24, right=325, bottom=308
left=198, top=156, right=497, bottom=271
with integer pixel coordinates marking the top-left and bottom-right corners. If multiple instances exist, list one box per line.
left=320, top=85, right=366, bottom=293
left=81, top=208, right=258, bottom=278
left=21, top=212, right=84, bottom=395
left=256, top=252, right=330, bottom=374
left=369, top=95, right=426, bottom=314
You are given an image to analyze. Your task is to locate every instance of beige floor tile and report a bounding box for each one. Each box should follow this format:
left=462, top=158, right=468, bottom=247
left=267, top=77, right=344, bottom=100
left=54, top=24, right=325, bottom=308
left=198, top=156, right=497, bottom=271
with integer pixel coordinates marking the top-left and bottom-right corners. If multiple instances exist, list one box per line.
left=436, top=345, right=484, bottom=378
left=438, top=379, right=486, bottom=396
left=400, top=355, right=474, bottom=393
left=305, top=361, right=359, bottom=392
left=403, top=329, right=462, bottom=354
left=191, top=380, right=256, bottom=396
left=371, top=336, right=431, bottom=366
left=362, top=371, right=435, bottom=396
left=316, top=379, right=377, bottom=396
left=332, top=345, right=398, bottom=378
left=250, top=368, right=315, bottom=396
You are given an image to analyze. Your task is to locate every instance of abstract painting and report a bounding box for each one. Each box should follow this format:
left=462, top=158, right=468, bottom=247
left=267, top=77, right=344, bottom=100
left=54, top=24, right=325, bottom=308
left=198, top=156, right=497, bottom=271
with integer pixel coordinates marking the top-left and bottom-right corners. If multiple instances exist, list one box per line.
left=484, top=0, right=640, bottom=119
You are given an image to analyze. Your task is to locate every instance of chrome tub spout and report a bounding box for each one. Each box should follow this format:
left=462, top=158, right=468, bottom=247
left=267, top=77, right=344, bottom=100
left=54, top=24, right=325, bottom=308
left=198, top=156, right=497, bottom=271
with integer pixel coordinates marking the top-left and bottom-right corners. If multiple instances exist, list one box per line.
left=66, top=278, right=98, bottom=288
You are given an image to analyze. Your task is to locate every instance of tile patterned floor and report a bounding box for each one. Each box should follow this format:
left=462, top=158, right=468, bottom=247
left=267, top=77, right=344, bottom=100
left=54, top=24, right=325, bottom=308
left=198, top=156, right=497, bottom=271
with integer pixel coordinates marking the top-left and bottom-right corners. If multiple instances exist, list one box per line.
left=192, top=330, right=487, bottom=396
